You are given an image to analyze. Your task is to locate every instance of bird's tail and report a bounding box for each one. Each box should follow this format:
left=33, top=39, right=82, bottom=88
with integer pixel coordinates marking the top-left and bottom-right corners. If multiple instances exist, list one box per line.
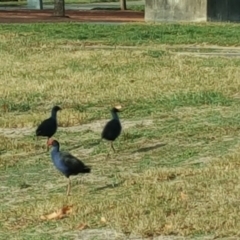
left=83, top=165, right=91, bottom=173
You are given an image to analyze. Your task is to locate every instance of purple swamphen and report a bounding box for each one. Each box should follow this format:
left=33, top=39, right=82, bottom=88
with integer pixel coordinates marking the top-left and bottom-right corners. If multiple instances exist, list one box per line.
left=101, top=105, right=122, bottom=152
left=47, top=139, right=91, bottom=196
left=36, top=106, right=62, bottom=151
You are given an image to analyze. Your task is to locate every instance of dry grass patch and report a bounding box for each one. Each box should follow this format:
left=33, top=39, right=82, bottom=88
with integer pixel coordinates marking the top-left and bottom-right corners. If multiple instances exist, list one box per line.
left=0, top=43, right=240, bottom=127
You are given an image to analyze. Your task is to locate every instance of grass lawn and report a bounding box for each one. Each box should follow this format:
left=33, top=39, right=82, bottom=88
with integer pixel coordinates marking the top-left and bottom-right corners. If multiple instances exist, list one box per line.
left=1, top=23, right=240, bottom=239
left=1, top=23, right=240, bottom=46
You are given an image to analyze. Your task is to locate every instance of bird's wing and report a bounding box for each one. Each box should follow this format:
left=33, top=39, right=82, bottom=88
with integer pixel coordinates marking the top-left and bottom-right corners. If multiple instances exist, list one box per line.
left=102, top=119, right=121, bottom=137
left=59, top=152, right=85, bottom=170
left=36, top=118, right=56, bottom=135
left=102, top=120, right=115, bottom=133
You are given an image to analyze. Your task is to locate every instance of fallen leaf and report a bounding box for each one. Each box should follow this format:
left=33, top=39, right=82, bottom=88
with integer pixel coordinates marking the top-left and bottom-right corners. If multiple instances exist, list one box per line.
left=101, top=216, right=107, bottom=223
left=180, top=192, right=188, bottom=201
left=40, top=211, right=63, bottom=220
left=76, top=223, right=89, bottom=231
left=40, top=205, right=73, bottom=220
left=164, top=223, right=173, bottom=230
left=62, top=205, right=73, bottom=215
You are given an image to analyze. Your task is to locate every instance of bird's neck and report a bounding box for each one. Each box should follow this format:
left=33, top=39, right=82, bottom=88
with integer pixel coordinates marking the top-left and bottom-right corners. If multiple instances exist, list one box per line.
left=51, top=110, right=57, bottom=120
left=51, top=146, right=60, bottom=156
left=111, top=111, right=119, bottom=120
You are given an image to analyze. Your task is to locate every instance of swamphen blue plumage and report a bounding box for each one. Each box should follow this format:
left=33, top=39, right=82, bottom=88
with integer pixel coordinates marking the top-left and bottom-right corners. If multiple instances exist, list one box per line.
left=36, top=106, right=61, bottom=150
left=101, top=106, right=122, bottom=152
left=47, top=139, right=91, bottom=196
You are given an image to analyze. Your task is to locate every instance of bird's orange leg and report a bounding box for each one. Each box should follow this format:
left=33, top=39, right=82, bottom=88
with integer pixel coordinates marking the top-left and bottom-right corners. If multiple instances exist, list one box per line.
left=67, top=178, right=71, bottom=196
left=46, top=138, right=51, bottom=152
left=110, top=141, right=116, bottom=152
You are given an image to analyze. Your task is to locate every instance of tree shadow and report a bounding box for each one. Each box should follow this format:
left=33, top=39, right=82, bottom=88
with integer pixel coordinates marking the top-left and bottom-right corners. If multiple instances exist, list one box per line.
left=132, top=143, right=167, bottom=153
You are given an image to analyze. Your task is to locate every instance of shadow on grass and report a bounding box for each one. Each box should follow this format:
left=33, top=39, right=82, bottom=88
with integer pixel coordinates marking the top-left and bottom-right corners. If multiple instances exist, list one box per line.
left=132, top=143, right=167, bottom=153
left=68, top=140, right=101, bottom=151
left=93, top=180, right=125, bottom=192
left=67, top=144, right=84, bottom=152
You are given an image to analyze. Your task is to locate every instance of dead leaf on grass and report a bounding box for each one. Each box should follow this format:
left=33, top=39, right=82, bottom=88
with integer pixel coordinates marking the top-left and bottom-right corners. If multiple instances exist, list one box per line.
left=62, top=205, right=73, bottom=214
left=180, top=192, right=188, bottom=201
left=164, top=223, right=173, bottom=230
left=40, top=205, right=73, bottom=220
left=101, top=216, right=107, bottom=223
left=76, top=223, right=89, bottom=231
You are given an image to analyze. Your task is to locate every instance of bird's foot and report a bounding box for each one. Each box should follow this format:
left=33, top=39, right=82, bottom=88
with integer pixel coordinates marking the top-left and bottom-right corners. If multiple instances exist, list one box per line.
left=111, top=177, right=119, bottom=187
left=111, top=181, right=118, bottom=188
left=105, top=153, right=111, bottom=160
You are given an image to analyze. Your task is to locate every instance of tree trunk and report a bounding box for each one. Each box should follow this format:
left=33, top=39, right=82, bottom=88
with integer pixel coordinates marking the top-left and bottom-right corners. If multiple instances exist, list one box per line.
left=53, top=0, right=65, bottom=17
left=120, top=0, right=127, bottom=10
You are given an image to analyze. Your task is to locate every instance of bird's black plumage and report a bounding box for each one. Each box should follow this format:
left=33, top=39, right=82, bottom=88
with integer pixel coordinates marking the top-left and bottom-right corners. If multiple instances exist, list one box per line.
left=48, top=139, right=91, bottom=196
left=102, top=119, right=121, bottom=141
left=36, top=106, right=61, bottom=138
left=58, top=151, right=91, bottom=177
left=101, top=107, right=122, bottom=152
left=36, top=106, right=61, bottom=151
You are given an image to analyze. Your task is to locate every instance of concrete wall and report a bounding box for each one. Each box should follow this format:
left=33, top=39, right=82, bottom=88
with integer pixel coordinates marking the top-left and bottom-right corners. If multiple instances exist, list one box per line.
left=145, top=0, right=240, bottom=23
left=145, top=0, right=207, bottom=22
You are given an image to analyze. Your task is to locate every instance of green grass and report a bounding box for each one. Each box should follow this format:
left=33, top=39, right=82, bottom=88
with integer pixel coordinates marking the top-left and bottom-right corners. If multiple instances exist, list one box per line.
left=1, top=23, right=240, bottom=239
left=1, top=22, right=240, bottom=46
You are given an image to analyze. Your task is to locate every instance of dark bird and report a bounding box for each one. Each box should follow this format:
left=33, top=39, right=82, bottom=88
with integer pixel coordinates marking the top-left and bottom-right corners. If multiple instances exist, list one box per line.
left=101, top=105, right=122, bottom=152
left=47, top=139, right=91, bottom=196
left=35, top=106, right=62, bottom=151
